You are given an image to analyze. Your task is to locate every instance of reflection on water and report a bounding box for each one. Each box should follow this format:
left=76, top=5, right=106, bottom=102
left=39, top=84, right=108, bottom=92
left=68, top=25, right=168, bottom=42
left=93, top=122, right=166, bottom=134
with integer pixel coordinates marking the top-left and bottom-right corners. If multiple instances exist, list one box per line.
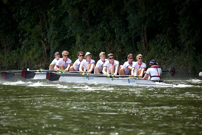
left=0, top=76, right=202, bottom=134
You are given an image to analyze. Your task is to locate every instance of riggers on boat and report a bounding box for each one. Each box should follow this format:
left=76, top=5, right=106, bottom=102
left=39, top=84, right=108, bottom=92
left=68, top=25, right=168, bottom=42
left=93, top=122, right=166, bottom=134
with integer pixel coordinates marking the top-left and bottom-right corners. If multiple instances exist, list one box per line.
left=46, top=72, right=173, bottom=87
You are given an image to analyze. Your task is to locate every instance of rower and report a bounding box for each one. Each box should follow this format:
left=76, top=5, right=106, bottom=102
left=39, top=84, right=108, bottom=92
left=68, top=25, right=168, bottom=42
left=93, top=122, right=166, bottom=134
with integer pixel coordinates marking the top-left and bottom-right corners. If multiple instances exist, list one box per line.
left=94, top=52, right=108, bottom=74
left=49, top=52, right=62, bottom=70
left=119, top=53, right=135, bottom=75
left=79, top=52, right=95, bottom=73
left=103, top=53, right=119, bottom=75
left=143, top=59, right=162, bottom=81
left=70, top=51, right=84, bottom=71
left=54, top=50, right=72, bottom=71
left=131, top=54, right=146, bottom=78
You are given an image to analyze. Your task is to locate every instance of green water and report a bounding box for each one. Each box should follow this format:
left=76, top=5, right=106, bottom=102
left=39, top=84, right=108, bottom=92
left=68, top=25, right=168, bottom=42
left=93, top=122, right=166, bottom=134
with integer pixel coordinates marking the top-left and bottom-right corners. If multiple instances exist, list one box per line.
left=0, top=76, right=202, bottom=134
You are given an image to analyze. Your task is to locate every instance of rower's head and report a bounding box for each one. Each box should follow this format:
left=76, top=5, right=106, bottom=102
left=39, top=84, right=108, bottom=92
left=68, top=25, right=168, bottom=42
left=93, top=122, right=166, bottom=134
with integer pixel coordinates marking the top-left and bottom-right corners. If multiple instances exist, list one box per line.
left=62, top=50, right=69, bottom=60
left=108, top=53, right=114, bottom=62
left=54, top=52, right=60, bottom=59
left=85, top=52, right=92, bottom=60
left=77, top=51, right=84, bottom=60
left=127, top=54, right=134, bottom=63
left=149, top=59, right=158, bottom=66
left=136, top=54, right=143, bottom=64
left=99, top=52, right=106, bottom=61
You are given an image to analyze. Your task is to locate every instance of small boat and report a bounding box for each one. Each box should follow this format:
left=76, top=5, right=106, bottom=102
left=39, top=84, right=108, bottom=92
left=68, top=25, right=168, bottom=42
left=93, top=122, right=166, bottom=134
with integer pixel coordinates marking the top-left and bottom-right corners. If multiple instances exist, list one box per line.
left=46, top=72, right=174, bottom=87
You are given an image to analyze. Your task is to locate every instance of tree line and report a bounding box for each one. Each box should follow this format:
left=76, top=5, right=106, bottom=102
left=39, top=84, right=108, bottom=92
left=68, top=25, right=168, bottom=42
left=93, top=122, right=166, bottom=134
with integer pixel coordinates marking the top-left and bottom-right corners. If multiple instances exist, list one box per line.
left=0, top=0, right=202, bottom=73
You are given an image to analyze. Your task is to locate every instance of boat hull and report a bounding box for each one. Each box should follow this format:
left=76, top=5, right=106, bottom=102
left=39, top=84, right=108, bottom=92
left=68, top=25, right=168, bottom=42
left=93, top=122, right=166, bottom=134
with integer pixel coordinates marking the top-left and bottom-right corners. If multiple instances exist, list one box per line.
left=57, top=75, right=173, bottom=87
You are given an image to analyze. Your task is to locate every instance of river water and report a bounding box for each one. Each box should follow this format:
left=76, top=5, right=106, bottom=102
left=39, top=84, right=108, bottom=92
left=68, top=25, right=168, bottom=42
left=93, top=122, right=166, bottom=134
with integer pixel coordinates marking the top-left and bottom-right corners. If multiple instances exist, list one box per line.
left=0, top=74, right=202, bottom=134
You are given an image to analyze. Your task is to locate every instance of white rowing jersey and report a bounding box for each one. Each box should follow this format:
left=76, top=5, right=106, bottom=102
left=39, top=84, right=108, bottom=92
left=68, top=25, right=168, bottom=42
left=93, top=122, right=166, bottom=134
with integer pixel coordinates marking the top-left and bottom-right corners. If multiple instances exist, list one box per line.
left=95, top=59, right=108, bottom=72
left=132, top=62, right=146, bottom=75
left=73, top=59, right=84, bottom=71
left=51, top=58, right=62, bottom=65
left=122, top=61, right=135, bottom=75
left=81, top=59, right=95, bottom=71
left=103, top=60, right=119, bottom=74
left=56, top=58, right=72, bottom=69
left=146, top=66, right=162, bottom=80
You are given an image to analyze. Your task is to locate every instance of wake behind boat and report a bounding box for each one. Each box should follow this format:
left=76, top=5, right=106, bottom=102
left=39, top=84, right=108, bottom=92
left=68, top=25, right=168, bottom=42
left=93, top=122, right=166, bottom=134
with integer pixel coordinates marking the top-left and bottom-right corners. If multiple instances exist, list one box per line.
left=46, top=72, right=174, bottom=87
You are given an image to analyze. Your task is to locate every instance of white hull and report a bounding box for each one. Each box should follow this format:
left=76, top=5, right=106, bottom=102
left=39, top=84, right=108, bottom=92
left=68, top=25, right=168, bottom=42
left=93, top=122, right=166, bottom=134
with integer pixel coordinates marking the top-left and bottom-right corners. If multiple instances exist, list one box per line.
left=33, top=73, right=47, bottom=79
left=57, top=75, right=173, bottom=87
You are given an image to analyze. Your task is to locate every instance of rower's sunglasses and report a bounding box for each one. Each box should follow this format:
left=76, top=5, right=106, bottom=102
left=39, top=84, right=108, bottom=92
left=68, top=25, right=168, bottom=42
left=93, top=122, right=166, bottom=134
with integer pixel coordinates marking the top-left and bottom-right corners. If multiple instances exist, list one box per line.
left=63, top=55, right=68, bottom=57
left=109, top=57, right=114, bottom=59
left=139, top=57, right=143, bottom=59
left=79, top=55, right=84, bottom=57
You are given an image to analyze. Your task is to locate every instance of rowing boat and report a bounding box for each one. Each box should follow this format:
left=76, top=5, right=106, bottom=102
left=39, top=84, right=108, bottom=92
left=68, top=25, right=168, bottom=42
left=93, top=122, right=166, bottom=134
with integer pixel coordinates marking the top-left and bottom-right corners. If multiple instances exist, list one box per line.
left=1, top=70, right=174, bottom=87
left=46, top=72, right=173, bottom=87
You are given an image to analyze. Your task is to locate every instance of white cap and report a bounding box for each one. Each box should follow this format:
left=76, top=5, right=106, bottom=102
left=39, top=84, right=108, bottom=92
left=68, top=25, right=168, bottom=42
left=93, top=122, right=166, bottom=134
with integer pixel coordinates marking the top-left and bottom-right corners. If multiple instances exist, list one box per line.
left=85, top=52, right=91, bottom=56
left=85, top=52, right=92, bottom=58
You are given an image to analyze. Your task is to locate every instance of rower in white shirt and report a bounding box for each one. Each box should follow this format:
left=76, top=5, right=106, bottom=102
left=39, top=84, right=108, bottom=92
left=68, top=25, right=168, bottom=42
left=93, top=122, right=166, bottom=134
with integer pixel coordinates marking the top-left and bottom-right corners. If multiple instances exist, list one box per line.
left=94, top=52, right=108, bottom=74
left=143, top=59, right=162, bottom=81
left=54, top=50, right=72, bottom=71
left=103, top=53, right=119, bottom=75
left=79, top=52, right=95, bottom=73
left=70, top=51, right=84, bottom=71
left=131, top=54, right=146, bottom=78
left=49, top=52, right=62, bottom=70
left=119, top=53, right=135, bottom=75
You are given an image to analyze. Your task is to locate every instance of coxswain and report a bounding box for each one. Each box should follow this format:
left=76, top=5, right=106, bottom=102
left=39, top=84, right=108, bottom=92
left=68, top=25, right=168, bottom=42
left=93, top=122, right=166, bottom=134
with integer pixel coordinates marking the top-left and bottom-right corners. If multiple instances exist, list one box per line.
left=103, top=53, right=119, bottom=75
left=94, top=52, right=108, bottom=74
left=143, top=59, right=162, bottom=81
left=131, top=54, right=146, bottom=77
left=79, top=52, right=95, bottom=73
left=70, top=51, right=84, bottom=71
left=49, top=52, right=62, bottom=70
left=119, top=53, right=135, bottom=75
left=54, top=50, right=72, bottom=71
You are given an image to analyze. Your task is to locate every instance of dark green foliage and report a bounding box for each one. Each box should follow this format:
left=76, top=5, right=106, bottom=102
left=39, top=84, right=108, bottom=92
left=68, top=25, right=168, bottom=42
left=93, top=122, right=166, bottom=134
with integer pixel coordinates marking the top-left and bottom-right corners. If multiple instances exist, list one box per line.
left=0, top=0, right=202, bottom=73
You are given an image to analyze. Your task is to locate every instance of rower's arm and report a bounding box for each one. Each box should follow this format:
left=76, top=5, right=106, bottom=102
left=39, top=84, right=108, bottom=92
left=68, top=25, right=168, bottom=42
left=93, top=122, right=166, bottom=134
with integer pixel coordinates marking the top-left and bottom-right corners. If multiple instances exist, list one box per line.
left=102, top=67, right=107, bottom=75
left=79, top=64, right=84, bottom=72
left=114, top=65, right=119, bottom=75
left=131, top=68, right=135, bottom=76
left=54, top=65, right=59, bottom=71
left=65, top=63, right=71, bottom=71
left=143, top=74, right=149, bottom=80
left=127, top=66, right=133, bottom=70
left=90, top=63, right=95, bottom=72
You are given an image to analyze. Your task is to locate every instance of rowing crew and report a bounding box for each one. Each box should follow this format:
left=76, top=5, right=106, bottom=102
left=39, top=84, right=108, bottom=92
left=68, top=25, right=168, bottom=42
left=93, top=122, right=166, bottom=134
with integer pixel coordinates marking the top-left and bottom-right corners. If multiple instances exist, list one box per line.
left=49, top=51, right=162, bottom=81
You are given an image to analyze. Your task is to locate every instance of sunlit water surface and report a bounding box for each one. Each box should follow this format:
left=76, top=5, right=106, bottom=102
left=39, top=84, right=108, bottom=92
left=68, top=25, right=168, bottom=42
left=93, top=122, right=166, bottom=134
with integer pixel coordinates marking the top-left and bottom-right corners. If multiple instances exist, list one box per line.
left=0, top=75, right=202, bottom=134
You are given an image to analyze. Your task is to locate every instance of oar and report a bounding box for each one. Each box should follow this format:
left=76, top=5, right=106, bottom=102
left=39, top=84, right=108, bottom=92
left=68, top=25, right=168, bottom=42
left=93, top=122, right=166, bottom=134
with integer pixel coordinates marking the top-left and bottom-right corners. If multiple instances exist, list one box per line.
left=1, top=72, right=16, bottom=80
left=0, top=70, right=22, bottom=73
left=0, top=69, right=57, bottom=80
left=46, top=72, right=140, bottom=81
left=22, top=70, right=82, bottom=79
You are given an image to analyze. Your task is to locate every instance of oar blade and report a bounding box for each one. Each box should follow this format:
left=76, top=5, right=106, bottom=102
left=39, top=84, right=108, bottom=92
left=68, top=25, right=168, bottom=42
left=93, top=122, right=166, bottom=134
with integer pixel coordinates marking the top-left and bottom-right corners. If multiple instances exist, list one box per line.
left=1, top=72, right=15, bottom=80
left=46, top=72, right=60, bottom=81
left=22, top=70, right=36, bottom=79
